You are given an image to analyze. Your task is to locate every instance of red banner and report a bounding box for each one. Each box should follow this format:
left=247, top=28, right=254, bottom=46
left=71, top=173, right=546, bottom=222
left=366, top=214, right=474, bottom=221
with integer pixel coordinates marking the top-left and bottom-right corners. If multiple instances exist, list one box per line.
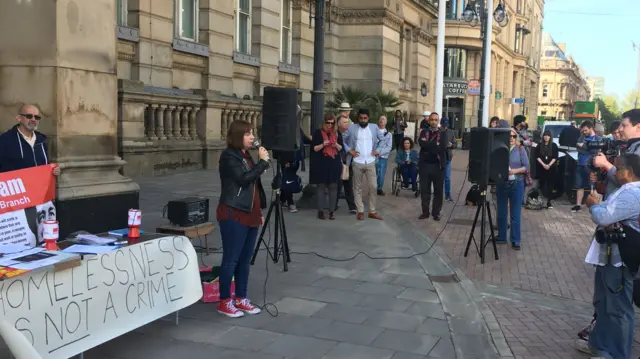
left=0, top=165, right=56, bottom=215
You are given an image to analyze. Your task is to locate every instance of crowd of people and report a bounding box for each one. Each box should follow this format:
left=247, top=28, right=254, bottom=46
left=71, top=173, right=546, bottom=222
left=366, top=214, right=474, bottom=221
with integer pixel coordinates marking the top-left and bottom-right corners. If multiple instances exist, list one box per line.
left=215, top=98, right=640, bottom=359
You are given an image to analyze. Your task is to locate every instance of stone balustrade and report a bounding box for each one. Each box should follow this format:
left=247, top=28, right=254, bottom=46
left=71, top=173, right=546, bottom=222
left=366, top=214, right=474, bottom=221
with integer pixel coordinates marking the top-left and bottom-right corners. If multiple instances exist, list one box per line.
left=144, top=103, right=199, bottom=141
left=117, top=79, right=267, bottom=176
left=219, top=107, right=262, bottom=140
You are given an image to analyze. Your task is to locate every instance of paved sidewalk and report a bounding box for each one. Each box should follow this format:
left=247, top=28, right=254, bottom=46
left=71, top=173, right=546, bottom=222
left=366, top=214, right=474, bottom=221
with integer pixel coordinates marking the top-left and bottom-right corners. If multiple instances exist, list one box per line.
left=78, top=165, right=511, bottom=359
left=377, top=150, right=640, bottom=359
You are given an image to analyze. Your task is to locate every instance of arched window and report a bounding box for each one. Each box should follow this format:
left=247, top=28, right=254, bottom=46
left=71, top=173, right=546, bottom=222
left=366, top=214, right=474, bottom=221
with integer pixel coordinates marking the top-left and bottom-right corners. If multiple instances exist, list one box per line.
left=444, top=48, right=467, bottom=78
left=542, top=84, right=548, bottom=98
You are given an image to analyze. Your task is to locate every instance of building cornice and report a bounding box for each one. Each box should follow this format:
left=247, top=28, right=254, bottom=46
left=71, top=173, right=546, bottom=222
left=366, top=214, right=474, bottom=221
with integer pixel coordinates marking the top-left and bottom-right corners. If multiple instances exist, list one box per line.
left=413, top=27, right=434, bottom=45
left=333, top=8, right=405, bottom=32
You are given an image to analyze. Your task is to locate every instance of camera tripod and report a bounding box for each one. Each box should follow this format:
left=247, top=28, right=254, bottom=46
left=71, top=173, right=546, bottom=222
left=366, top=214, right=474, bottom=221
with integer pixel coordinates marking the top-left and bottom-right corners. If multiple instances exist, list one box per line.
left=464, top=185, right=499, bottom=264
left=250, top=161, right=292, bottom=271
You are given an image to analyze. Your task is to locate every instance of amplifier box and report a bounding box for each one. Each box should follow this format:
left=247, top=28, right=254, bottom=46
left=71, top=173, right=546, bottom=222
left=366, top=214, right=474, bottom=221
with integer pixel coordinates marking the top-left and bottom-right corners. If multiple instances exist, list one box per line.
left=167, top=197, right=210, bottom=227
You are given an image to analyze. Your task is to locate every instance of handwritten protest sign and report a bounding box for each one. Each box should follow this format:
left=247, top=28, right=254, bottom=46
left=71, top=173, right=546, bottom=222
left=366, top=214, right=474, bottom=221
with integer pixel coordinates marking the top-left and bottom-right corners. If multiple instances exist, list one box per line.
left=0, top=236, right=203, bottom=359
left=0, top=165, right=57, bottom=248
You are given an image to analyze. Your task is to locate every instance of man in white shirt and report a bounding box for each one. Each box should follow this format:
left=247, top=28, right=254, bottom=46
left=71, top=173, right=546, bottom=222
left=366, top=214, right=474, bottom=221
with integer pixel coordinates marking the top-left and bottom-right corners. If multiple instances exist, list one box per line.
left=344, top=109, right=384, bottom=220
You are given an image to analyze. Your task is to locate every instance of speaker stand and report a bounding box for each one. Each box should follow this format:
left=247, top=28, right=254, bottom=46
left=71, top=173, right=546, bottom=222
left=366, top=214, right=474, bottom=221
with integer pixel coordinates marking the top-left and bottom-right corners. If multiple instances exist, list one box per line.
left=250, top=162, right=292, bottom=271
left=463, top=187, right=499, bottom=264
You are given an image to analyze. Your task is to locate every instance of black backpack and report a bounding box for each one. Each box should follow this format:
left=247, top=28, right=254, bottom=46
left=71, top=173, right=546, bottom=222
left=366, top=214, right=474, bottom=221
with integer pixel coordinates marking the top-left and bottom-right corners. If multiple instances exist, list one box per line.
left=465, top=185, right=482, bottom=206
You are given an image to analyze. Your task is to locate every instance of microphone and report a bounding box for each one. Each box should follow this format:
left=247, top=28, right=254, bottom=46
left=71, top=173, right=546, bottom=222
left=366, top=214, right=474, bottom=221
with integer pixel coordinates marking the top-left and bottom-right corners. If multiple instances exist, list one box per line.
left=252, top=140, right=261, bottom=149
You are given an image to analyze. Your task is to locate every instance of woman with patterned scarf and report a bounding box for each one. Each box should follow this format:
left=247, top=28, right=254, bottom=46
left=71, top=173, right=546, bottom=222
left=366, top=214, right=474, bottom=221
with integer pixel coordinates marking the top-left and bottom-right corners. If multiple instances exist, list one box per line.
left=310, top=113, right=344, bottom=220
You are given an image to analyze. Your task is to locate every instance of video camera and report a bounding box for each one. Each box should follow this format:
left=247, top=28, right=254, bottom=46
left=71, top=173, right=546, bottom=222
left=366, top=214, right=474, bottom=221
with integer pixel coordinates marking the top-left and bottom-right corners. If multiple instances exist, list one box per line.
left=595, top=225, right=627, bottom=244
left=585, top=138, right=625, bottom=172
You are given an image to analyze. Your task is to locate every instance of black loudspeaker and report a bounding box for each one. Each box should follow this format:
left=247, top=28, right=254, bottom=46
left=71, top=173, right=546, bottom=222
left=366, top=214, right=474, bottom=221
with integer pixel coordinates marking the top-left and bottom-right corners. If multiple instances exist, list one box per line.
left=261, top=87, right=300, bottom=152
left=468, top=127, right=511, bottom=186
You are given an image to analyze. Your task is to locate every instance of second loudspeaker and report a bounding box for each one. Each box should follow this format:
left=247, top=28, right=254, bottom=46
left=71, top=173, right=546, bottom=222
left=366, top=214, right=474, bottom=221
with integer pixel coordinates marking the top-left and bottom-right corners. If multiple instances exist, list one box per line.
left=467, top=127, right=511, bottom=187
left=261, top=87, right=300, bottom=152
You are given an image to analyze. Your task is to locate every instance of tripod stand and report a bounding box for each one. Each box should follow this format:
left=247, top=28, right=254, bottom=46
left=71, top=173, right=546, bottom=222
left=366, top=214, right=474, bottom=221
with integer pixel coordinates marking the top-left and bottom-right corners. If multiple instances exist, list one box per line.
left=464, top=185, right=499, bottom=264
left=250, top=161, right=292, bottom=271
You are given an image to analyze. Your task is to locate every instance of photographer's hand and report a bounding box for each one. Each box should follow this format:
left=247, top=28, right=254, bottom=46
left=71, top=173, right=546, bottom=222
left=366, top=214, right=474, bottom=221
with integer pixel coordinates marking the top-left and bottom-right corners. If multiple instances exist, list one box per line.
left=593, top=152, right=614, bottom=171
left=586, top=192, right=601, bottom=208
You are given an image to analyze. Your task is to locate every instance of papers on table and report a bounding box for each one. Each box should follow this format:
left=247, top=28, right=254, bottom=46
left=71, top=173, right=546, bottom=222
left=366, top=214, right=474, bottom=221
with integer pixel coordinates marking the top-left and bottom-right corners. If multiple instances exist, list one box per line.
left=0, top=248, right=77, bottom=271
left=62, top=244, right=115, bottom=255
left=0, top=243, right=34, bottom=255
left=75, top=234, right=117, bottom=245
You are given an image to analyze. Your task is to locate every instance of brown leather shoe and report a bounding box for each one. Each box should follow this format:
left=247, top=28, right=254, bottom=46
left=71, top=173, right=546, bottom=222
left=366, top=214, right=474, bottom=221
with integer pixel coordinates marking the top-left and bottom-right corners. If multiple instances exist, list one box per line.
left=368, top=212, right=382, bottom=220
left=329, top=212, right=336, bottom=220
left=318, top=211, right=326, bottom=220
left=419, top=213, right=430, bottom=220
left=356, top=212, right=364, bottom=220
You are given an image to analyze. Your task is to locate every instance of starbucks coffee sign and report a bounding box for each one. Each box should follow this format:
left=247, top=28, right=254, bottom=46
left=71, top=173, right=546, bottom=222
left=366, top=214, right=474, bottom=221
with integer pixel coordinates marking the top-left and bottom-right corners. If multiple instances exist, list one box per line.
left=443, top=79, right=469, bottom=96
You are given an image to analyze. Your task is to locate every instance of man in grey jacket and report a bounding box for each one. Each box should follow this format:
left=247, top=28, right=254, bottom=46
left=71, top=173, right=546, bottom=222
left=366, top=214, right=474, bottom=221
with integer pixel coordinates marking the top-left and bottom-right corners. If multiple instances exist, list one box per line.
left=375, top=116, right=393, bottom=195
left=343, top=108, right=385, bottom=220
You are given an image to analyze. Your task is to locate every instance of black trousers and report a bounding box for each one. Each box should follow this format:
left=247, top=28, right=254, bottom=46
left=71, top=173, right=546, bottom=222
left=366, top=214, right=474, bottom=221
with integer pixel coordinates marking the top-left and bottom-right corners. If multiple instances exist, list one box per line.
left=337, top=164, right=356, bottom=210
left=394, top=133, right=405, bottom=151
left=538, top=170, right=555, bottom=202
left=419, top=163, right=444, bottom=216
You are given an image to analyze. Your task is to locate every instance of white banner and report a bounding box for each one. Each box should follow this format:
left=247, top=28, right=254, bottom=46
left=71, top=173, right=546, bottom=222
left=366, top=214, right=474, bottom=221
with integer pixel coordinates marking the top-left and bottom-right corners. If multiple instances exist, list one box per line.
left=0, top=236, right=203, bottom=359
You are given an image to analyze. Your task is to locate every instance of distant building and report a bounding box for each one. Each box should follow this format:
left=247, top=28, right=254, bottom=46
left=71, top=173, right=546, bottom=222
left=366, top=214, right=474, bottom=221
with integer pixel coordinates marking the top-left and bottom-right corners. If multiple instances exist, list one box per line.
left=538, top=33, right=590, bottom=120
left=586, top=77, right=605, bottom=100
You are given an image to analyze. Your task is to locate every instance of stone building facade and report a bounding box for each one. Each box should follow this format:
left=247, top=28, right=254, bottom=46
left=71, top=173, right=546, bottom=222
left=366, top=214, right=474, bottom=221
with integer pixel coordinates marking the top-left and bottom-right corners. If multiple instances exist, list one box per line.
left=440, top=0, right=544, bottom=133
left=538, top=33, right=590, bottom=120
left=111, top=0, right=447, bottom=177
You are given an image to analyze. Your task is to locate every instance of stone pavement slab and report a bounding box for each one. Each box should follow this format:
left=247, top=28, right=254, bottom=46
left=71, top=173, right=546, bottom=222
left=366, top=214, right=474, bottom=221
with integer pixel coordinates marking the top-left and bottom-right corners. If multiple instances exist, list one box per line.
left=66, top=165, right=508, bottom=359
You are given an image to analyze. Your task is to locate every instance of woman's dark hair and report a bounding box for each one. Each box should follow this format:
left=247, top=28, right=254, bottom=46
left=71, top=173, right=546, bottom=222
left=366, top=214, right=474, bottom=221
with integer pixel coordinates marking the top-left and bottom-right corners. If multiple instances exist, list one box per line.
left=541, top=129, right=552, bottom=142
left=539, top=129, right=553, bottom=156
left=402, top=137, right=414, bottom=148
left=616, top=154, right=640, bottom=178
left=226, top=120, right=252, bottom=149
left=490, top=116, right=499, bottom=124
left=608, top=120, right=621, bottom=134
left=324, top=113, right=336, bottom=125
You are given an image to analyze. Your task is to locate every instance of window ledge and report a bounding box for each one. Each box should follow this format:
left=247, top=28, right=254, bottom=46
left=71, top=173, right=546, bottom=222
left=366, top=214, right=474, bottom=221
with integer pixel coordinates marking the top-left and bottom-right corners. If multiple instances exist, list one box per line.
left=398, top=82, right=411, bottom=91
left=278, top=62, right=300, bottom=75
left=233, top=52, right=260, bottom=67
left=117, top=25, right=140, bottom=42
left=173, top=39, right=209, bottom=57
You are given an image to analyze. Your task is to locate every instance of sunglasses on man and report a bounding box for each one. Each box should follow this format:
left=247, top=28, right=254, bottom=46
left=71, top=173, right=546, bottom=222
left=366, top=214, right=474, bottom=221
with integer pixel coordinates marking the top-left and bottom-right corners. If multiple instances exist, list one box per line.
left=21, top=113, right=42, bottom=120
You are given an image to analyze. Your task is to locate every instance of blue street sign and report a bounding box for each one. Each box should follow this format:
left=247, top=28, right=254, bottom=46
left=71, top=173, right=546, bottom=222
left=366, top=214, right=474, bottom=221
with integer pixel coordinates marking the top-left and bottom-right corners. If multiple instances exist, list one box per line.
left=512, top=98, right=525, bottom=104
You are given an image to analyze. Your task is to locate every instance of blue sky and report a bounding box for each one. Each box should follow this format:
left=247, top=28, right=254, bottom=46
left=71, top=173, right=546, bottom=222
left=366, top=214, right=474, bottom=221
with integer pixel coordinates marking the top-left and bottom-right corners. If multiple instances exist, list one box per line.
left=542, top=0, right=639, bottom=98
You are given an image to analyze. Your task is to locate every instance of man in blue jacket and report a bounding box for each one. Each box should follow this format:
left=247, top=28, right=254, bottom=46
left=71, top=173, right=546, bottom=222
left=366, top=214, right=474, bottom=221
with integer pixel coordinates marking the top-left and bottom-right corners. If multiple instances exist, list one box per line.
left=0, top=104, right=61, bottom=175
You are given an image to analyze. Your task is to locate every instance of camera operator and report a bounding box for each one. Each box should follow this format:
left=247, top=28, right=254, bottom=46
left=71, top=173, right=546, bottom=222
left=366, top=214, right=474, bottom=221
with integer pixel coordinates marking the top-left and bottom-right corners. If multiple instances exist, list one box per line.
left=576, top=153, right=640, bottom=359
left=572, top=121, right=600, bottom=212
left=588, top=121, right=624, bottom=199
left=592, top=109, right=640, bottom=190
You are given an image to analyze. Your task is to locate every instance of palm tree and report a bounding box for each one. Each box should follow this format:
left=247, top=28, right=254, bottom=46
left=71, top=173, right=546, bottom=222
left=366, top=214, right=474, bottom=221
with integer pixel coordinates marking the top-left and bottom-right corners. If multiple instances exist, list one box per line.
left=326, top=86, right=370, bottom=119
left=367, top=90, right=404, bottom=126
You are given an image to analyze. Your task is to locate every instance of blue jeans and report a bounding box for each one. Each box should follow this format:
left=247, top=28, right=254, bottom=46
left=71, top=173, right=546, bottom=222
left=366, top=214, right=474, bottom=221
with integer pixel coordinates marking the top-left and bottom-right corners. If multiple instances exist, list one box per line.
left=588, top=264, right=635, bottom=359
left=496, top=179, right=524, bottom=245
left=400, top=164, right=417, bottom=186
left=444, top=160, right=452, bottom=198
left=376, top=158, right=388, bottom=191
left=218, top=218, right=258, bottom=300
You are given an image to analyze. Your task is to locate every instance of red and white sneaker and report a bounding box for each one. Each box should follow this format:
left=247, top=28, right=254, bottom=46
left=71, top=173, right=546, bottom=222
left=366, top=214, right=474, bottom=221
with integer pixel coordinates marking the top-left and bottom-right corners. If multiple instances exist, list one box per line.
left=217, top=298, right=244, bottom=318
left=234, top=298, right=261, bottom=315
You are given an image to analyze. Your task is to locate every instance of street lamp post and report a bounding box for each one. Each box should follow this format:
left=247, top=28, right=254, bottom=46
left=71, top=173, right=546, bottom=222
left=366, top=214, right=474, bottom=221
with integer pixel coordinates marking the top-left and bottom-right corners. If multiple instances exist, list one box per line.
left=297, top=0, right=328, bottom=208
left=310, top=0, right=326, bottom=134
left=434, top=0, right=447, bottom=116
left=462, top=0, right=509, bottom=127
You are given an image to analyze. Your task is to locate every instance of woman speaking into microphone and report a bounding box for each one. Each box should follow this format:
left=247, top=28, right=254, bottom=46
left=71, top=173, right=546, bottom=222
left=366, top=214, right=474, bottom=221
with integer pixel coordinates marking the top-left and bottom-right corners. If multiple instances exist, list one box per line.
left=216, top=120, right=269, bottom=318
